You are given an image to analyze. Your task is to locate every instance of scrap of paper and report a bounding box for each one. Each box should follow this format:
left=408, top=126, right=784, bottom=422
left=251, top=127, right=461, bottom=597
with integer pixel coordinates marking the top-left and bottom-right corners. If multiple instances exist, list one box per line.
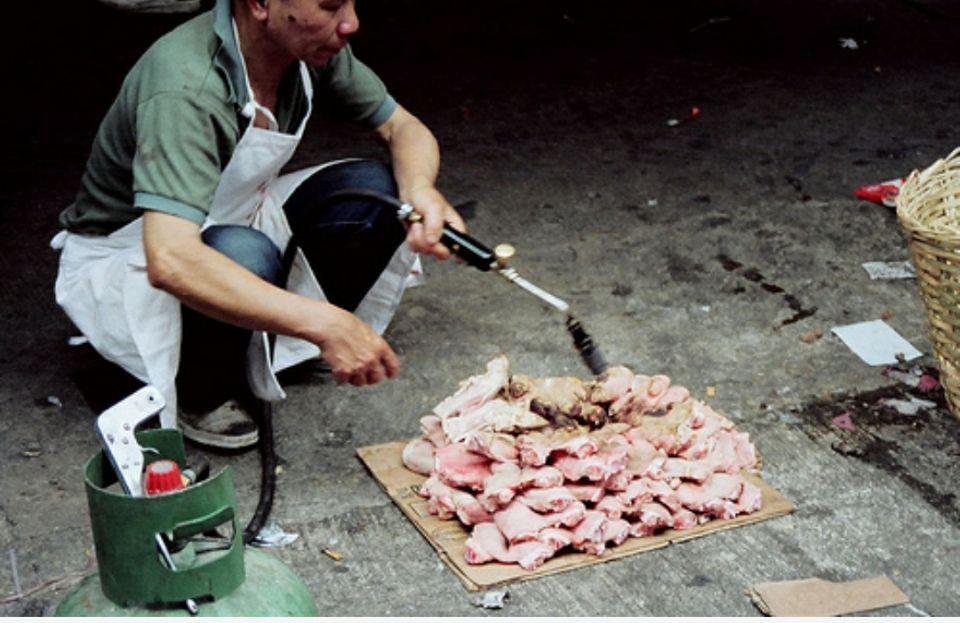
left=831, top=320, right=922, bottom=366
left=861, top=261, right=915, bottom=280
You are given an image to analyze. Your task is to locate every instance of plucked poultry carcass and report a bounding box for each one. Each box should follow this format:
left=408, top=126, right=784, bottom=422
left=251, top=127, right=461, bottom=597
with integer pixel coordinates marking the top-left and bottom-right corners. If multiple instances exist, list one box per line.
left=402, top=355, right=762, bottom=570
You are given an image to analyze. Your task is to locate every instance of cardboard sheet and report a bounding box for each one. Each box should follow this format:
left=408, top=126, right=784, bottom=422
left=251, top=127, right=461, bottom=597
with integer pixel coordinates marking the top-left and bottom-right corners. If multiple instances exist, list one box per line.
left=358, top=440, right=796, bottom=591
left=748, top=576, right=909, bottom=616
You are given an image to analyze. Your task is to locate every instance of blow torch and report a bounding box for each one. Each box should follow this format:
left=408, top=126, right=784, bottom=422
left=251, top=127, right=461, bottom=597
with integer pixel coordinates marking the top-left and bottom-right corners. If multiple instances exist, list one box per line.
left=322, top=190, right=609, bottom=376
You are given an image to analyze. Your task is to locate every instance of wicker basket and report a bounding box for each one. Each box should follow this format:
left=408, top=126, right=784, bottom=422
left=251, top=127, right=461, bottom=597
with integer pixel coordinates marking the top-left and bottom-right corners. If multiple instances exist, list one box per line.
left=896, top=147, right=960, bottom=419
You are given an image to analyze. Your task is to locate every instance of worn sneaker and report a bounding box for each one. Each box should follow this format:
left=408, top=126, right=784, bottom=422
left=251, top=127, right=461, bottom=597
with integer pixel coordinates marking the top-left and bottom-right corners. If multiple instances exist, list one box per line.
left=178, top=399, right=259, bottom=450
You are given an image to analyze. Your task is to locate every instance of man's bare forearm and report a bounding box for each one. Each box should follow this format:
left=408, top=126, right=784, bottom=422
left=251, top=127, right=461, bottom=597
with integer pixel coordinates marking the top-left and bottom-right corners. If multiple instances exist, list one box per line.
left=143, top=211, right=399, bottom=386
left=385, top=112, right=441, bottom=202
left=376, top=105, right=465, bottom=256
left=143, top=211, right=336, bottom=345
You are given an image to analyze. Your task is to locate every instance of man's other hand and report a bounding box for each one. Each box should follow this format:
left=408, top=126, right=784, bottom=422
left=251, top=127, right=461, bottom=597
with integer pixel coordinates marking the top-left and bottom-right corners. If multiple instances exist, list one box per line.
left=318, top=308, right=400, bottom=386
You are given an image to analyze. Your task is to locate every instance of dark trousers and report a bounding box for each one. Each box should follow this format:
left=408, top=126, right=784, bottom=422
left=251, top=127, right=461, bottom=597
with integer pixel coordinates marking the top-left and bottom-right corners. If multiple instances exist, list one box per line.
left=177, top=160, right=406, bottom=411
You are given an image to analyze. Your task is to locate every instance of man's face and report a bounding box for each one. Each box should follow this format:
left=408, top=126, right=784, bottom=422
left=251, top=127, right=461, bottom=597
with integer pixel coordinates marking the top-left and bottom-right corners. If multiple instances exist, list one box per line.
left=265, top=0, right=359, bottom=66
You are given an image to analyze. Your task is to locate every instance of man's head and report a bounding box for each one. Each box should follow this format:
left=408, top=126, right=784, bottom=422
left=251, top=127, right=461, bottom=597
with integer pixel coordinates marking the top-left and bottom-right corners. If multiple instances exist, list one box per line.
left=242, top=0, right=359, bottom=67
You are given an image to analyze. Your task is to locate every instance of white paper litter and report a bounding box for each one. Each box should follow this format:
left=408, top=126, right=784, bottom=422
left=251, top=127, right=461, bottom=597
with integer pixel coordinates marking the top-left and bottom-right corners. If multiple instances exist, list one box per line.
left=884, top=369, right=920, bottom=387
left=251, top=522, right=299, bottom=548
left=778, top=413, right=802, bottom=425
left=831, top=320, right=922, bottom=366
left=861, top=261, right=915, bottom=280
left=839, top=37, right=859, bottom=50
left=474, top=588, right=509, bottom=609
left=8, top=549, right=21, bottom=597
left=880, top=397, right=937, bottom=416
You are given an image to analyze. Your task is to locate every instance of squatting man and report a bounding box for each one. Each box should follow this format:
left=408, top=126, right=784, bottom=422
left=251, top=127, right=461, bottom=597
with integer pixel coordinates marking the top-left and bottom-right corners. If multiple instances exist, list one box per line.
left=53, top=0, right=466, bottom=449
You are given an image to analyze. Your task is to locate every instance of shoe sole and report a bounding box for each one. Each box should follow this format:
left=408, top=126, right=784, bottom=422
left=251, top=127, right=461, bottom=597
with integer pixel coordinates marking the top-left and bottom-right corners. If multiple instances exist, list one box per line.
left=179, top=420, right=259, bottom=450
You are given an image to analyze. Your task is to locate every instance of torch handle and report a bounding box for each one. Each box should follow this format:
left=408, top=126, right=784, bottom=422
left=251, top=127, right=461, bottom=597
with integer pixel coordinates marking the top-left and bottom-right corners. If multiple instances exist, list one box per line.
left=440, top=226, right=496, bottom=271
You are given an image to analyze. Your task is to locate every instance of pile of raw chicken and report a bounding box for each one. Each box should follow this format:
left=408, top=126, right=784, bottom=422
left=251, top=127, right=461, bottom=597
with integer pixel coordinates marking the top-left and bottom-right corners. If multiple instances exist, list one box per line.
left=402, top=355, right=760, bottom=571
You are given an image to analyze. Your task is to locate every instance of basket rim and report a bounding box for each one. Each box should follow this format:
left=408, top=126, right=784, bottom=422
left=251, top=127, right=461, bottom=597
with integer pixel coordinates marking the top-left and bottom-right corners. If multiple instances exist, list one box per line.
left=897, top=147, right=960, bottom=238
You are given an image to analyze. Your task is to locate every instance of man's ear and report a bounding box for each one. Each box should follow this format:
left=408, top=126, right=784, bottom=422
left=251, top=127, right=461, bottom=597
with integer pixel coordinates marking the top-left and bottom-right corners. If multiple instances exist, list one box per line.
left=242, top=0, right=269, bottom=21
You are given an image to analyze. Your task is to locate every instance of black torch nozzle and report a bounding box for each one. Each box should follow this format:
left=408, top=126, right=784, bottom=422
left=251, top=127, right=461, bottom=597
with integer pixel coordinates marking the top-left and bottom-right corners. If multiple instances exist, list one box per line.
left=565, top=314, right=609, bottom=376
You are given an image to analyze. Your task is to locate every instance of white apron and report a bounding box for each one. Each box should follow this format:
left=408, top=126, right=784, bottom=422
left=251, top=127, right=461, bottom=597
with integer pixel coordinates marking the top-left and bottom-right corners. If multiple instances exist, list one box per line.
left=52, top=26, right=422, bottom=427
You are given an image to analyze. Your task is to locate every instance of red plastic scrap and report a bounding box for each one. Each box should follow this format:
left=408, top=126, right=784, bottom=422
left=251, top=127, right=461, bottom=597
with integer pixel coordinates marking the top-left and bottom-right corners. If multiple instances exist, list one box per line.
left=853, top=178, right=905, bottom=208
left=917, top=375, right=941, bottom=393
left=831, top=412, right=856, bottom=431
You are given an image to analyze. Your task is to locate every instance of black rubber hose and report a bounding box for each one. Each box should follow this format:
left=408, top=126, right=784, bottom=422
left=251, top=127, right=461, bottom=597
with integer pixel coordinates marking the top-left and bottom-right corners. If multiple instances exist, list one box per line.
left=323, top=188, right=405, bottom=211
left=240, top=189, right=410, bottom=544
left=242, top=399, right=276, bottom=544
left=277, top=189, right=402, bottom=280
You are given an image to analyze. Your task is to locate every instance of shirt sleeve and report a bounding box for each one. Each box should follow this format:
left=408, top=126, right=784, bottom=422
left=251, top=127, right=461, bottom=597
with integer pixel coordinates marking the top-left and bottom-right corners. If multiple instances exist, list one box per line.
left=312, top=45, right=397, bottom=127
left=131, top=92, right=235, bottom=224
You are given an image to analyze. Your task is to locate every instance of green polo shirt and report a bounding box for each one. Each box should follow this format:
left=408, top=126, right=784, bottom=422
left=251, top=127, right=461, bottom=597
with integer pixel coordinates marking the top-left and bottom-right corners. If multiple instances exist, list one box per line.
left=60, top=0, right=396, bottom=235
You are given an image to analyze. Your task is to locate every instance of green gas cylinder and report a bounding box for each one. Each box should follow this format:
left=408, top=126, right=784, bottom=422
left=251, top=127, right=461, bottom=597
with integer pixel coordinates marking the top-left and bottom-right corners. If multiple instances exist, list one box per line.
left=56, top=429, right=318, bottom=617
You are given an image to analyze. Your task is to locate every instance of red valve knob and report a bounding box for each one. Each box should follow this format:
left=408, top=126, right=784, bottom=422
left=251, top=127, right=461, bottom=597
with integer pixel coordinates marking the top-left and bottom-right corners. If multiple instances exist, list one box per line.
left=144, top=460, right=185, bottom=496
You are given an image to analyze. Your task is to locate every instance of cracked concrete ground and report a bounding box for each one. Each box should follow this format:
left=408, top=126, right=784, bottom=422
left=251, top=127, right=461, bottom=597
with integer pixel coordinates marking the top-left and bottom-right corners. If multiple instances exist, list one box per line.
left=3, top=0, right=960, bottom=616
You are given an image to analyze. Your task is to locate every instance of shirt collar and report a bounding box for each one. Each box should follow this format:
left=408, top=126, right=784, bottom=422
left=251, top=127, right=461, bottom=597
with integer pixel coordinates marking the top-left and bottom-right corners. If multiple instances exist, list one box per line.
left=212, top=0, right=248, bottom=106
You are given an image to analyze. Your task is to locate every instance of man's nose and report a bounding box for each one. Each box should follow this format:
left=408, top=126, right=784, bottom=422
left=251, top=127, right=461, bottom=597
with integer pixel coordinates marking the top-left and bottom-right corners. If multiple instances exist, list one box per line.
left=337, top=4, right=359, bottom=36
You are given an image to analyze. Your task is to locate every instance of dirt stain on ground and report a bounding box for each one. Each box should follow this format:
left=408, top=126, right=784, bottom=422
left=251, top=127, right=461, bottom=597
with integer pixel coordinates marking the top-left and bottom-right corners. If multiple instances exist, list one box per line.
left=742, top=268, right=764, bottom=282
left=781, top=295, right=816, bottom=325
left=791, top=369, right=960, bottom=528
left=718, top=255, right=743, bottom=272
left=716, top=255, right=817, bottom=325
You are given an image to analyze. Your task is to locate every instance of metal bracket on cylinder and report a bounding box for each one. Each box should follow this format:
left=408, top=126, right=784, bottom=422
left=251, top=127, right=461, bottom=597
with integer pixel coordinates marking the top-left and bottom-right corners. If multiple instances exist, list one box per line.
left=95, top=386, right=165, bottom=497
